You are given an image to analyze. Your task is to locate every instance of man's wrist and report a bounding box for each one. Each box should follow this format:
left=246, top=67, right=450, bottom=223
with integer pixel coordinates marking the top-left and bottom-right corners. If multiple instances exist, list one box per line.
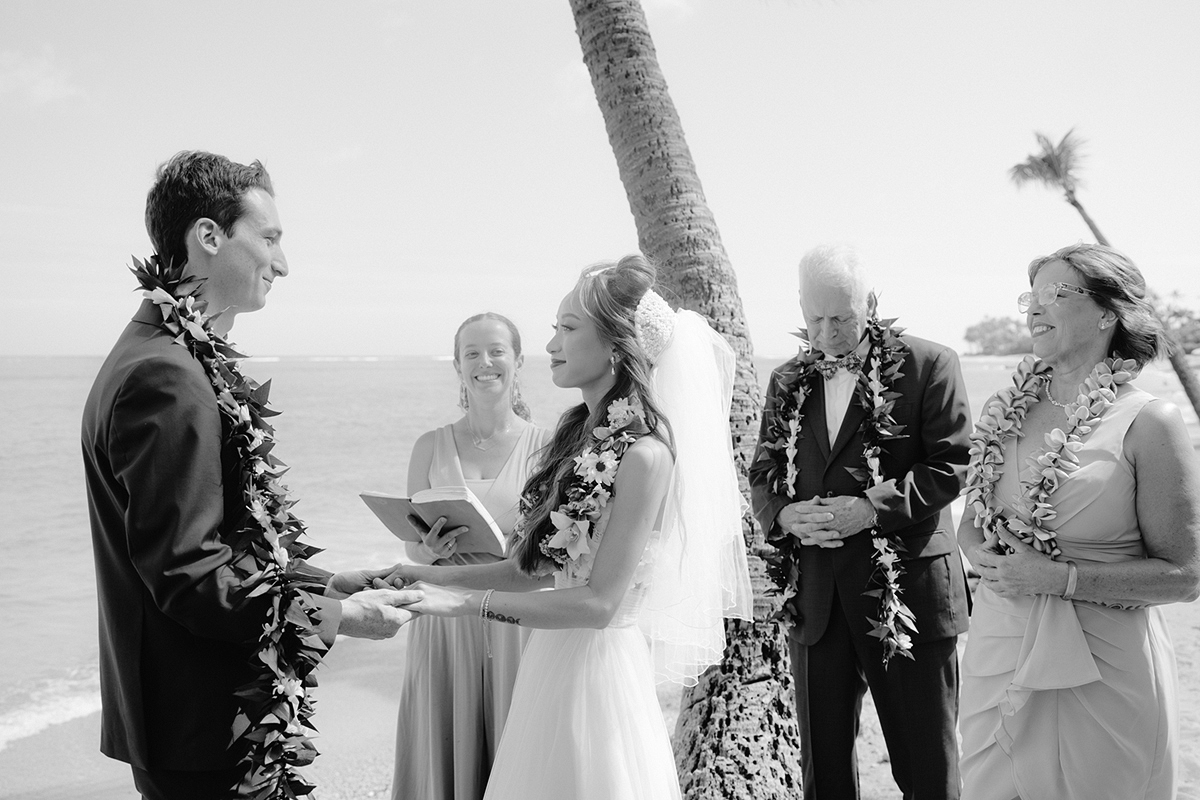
left=860, top=498, right=879, bottom=531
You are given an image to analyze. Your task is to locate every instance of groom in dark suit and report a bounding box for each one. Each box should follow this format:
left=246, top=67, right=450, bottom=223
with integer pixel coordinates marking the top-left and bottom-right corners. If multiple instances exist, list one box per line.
left=82, top=151, right=420, bottom=800
left=750, top=245, right=972, bottom=800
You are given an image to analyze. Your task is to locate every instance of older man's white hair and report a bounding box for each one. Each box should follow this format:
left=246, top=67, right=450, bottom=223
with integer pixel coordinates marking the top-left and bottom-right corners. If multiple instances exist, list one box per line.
left=798, top=244, right=874, bottom=314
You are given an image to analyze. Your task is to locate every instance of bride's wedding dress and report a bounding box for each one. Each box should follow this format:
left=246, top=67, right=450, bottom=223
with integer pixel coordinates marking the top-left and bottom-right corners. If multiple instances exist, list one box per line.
left=482, top=504, right=682, bottom=800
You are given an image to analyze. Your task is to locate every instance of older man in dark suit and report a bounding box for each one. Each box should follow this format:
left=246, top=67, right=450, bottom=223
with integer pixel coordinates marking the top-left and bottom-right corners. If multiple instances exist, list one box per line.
left=750, top=245, right=972, bottom=800
left=82, top=151, right=419, bottom=800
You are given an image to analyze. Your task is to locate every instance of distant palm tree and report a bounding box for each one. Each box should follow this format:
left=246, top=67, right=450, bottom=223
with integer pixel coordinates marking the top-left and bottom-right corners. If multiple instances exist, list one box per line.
left=1011, top=129, right=1200, bottom=420
left=1010, top=129, right=1109, bottom=246
left=568, top=1, right=802, bottom=796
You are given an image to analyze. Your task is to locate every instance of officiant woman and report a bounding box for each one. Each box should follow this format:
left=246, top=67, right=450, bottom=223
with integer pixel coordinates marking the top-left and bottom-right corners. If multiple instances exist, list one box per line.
left=390, top=312, right=550, bottom=800
left=957, top=242, right=1200, bottom=800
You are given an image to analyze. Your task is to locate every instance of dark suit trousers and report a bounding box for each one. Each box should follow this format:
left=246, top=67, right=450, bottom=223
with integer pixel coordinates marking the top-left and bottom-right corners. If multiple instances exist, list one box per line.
left=132, top=765, right=241, bottom=800
left=789, top=589, right=960, bottom=800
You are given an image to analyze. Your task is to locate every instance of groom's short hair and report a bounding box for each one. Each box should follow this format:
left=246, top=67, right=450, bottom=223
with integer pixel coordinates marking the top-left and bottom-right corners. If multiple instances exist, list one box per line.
left=145, top=150, right=274, bottom=271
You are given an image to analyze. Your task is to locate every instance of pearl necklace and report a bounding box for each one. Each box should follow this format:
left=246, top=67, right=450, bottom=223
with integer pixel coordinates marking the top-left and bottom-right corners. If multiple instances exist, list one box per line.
left=1042, top=380, right=1071, bottom=409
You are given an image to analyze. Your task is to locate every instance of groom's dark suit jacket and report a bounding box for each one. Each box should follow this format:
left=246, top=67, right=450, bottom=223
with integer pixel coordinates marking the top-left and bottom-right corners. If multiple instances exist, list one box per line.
left=750, top=334, right=972, bottom=647
left=81, top=301, right=340, bottom=771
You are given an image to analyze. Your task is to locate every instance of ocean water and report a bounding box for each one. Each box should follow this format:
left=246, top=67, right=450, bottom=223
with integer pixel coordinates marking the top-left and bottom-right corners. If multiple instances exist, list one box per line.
left=2, top=350, right=1192, bottom=754
left=0, top=352, right=573, bottom=753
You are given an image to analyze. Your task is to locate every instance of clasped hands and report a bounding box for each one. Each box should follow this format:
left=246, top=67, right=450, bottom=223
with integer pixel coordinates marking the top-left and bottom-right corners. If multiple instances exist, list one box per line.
left=325, top=567, right=424, bottom=640
left=967, top=526, right=1067, bottom=598
left=777, top=495, right=876, bottom=548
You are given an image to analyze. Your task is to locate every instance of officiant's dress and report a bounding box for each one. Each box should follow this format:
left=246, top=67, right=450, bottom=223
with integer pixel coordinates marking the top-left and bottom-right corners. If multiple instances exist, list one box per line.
left=959, top=385, right=1179, bottom=800
left=391, top=423, right=548, bottom=800
left=482, top=503, right=682, bottom=800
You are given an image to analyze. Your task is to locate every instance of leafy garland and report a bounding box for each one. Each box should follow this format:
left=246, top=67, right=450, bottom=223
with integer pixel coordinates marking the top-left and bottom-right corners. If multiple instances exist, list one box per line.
left=964, top=355, right=1136, bottom=557
left=131, top=255, right=328, bottom=800
left=516, top=397, right=646, bottom=581
left=760, top=317, right=916, bottom=664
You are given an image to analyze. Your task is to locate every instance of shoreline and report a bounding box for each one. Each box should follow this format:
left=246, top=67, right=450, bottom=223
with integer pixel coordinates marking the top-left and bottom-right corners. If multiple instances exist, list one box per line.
left=0, top=634, right=410, bottom=800
left=5, top=599, right=1200, bottom=800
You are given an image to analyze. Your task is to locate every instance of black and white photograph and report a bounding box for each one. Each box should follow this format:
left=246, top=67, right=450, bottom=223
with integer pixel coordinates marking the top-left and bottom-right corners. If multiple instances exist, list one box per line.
left=2, top=2, right=1198, bottom=799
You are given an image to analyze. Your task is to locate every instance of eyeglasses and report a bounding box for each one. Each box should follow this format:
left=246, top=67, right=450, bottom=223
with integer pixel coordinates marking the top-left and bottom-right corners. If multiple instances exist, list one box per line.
left=1017, top=282, right=1094, bottom=313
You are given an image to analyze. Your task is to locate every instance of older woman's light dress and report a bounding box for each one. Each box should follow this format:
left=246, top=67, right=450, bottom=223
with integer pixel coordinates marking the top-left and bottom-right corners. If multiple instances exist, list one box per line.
left=960, top=384, right=1179, bottom=800
left=391, top=424, right=548, bottom=800
left=482, top=503, right=682, bottom=800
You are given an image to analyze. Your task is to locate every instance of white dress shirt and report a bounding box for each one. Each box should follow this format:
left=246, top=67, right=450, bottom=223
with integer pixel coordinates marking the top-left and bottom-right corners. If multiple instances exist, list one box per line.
left=823, top=365, right=856, bottom=445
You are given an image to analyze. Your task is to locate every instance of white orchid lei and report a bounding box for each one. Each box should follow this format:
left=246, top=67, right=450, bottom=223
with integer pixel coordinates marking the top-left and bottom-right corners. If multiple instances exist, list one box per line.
left=760, top=317, right=916, bottom=664
left=964, top=355, right=1136, bottom=558
left=132, top=255, right=327, bottom=799
left=529, top=396, right=647, bottom=580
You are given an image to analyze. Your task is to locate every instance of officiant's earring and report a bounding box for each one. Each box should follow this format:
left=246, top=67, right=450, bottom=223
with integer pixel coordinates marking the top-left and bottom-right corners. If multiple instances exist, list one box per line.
left=459, top=382, right=469, bottom=412
left=1099, top=319, right=1114, bottom=330
left=510, top=374, right=521, bottom=402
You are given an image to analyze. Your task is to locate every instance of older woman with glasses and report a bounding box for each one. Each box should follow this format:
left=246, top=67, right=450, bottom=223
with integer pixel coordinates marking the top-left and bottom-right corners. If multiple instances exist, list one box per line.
left=957, top=242, right=1200, bottom=800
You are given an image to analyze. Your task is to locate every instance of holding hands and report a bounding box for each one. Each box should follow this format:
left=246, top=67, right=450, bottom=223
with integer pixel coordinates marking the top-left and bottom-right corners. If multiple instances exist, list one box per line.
left=325, top=567, right=425, bottom=639
left=778, top=495, right=877, bottom=548
left=337, top=587, right=425, bottom=639
left=370, top=566, right=466, bottom=617
left=326, top=567, right=398, bottom=598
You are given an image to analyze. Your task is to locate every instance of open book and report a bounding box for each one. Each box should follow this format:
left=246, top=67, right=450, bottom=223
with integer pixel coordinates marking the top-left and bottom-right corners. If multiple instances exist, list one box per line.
left=360, top=486, right=506, bottom=558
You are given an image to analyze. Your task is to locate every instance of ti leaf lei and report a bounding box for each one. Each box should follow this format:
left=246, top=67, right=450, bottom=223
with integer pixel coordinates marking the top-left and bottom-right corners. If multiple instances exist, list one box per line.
left=516, top=397, right=646, bottom=581
left=760, top=317, right=917, bottom=664
left=964, top=355, right=1136, bottom=558
left=131, top=255, right=328, bottom=800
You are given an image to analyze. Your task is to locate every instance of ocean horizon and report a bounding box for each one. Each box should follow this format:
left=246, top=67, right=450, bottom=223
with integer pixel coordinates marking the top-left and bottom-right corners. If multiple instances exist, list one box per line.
left=2, top=351, right=1195, bottom=755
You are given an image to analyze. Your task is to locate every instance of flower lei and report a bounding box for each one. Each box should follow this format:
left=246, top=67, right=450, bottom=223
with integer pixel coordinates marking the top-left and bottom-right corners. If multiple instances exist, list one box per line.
left=131, top=255, right=328, bottom=799
left=760, top=317, right=916, bottom=664
left=964, top=355, right=1136, bottom=557
left=519, top=396, right=646, bottom=580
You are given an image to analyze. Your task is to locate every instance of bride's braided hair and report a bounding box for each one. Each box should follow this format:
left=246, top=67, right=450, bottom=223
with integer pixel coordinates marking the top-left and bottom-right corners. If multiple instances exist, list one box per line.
left=512, top=255, right=675, bottom=575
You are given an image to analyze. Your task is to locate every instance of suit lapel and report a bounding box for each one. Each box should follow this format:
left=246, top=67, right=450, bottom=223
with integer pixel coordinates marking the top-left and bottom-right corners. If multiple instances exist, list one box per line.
left=808, top=379, right=831, bottom=460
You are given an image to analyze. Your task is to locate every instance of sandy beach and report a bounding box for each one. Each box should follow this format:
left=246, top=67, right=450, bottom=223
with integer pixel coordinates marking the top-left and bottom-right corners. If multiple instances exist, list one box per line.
left=4, top=357, right=1198, bottom=799
left=4, top=595, right=1199, bottom=800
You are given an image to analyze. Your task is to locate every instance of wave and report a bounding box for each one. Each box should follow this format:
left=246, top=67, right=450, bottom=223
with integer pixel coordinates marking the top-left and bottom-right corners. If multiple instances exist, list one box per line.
left=0, top=667, right=102, bottom=752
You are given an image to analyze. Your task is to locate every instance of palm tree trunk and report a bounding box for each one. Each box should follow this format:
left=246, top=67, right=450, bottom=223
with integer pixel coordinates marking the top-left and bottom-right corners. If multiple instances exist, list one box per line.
left=1064, top=190, right=1110, bottom=246
left=1064, top=191, right=1200, bottom=420
left=569, top=1, right=802, bottom=796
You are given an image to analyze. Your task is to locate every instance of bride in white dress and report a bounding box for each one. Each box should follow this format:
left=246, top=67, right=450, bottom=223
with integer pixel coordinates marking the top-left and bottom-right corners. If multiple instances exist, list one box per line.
left=386, top=255, right=752, bottom=799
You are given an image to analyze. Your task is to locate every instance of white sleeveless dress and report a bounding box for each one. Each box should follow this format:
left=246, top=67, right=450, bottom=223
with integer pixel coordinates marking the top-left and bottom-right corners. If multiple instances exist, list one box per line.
left=482, top=504, right=682, bottom=800
left=959, top=384, right=1179, bottom=799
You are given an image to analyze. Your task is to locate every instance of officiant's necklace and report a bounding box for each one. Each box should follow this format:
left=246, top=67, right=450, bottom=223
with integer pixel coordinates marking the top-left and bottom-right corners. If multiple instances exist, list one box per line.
left=964, top=355, right=1135, bottom=559
left=759, top=316, right=915, bottom=665
left=466, top=418, right=517, bottom=451
left=131, top=255, right=326, bottom=799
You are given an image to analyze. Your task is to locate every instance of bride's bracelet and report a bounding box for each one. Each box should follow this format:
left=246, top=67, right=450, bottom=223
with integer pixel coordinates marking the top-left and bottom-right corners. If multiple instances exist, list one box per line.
left=480, top=589, right=495, bottom=658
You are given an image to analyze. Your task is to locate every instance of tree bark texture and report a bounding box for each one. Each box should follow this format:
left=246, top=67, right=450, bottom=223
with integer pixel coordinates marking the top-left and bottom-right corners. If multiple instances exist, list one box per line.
left=569, top=1, right=803, bottom=796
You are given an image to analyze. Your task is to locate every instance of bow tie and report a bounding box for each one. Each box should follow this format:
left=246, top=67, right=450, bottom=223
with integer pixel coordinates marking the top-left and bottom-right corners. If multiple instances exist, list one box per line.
left=813, top=353, right=863, bottom=379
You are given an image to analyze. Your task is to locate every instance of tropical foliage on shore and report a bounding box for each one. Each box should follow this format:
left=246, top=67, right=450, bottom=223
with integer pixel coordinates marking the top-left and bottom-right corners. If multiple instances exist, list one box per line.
left=963, top=316, right=1033, bottom=356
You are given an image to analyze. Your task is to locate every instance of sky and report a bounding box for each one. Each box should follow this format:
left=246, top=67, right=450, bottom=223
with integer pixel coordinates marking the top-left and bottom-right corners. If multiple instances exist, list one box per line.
left=2, top=0, right=1197, bottom=359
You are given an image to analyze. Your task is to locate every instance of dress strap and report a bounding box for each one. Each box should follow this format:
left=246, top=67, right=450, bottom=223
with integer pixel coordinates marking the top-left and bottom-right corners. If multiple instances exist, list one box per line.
left=428, top=424, right=466, bottom=487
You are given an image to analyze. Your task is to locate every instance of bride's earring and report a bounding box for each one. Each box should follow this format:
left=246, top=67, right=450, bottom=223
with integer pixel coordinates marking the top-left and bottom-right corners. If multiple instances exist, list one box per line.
left=459, top=382, right=469, bottom=411
left=610, top=353, right=616, bottom=376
